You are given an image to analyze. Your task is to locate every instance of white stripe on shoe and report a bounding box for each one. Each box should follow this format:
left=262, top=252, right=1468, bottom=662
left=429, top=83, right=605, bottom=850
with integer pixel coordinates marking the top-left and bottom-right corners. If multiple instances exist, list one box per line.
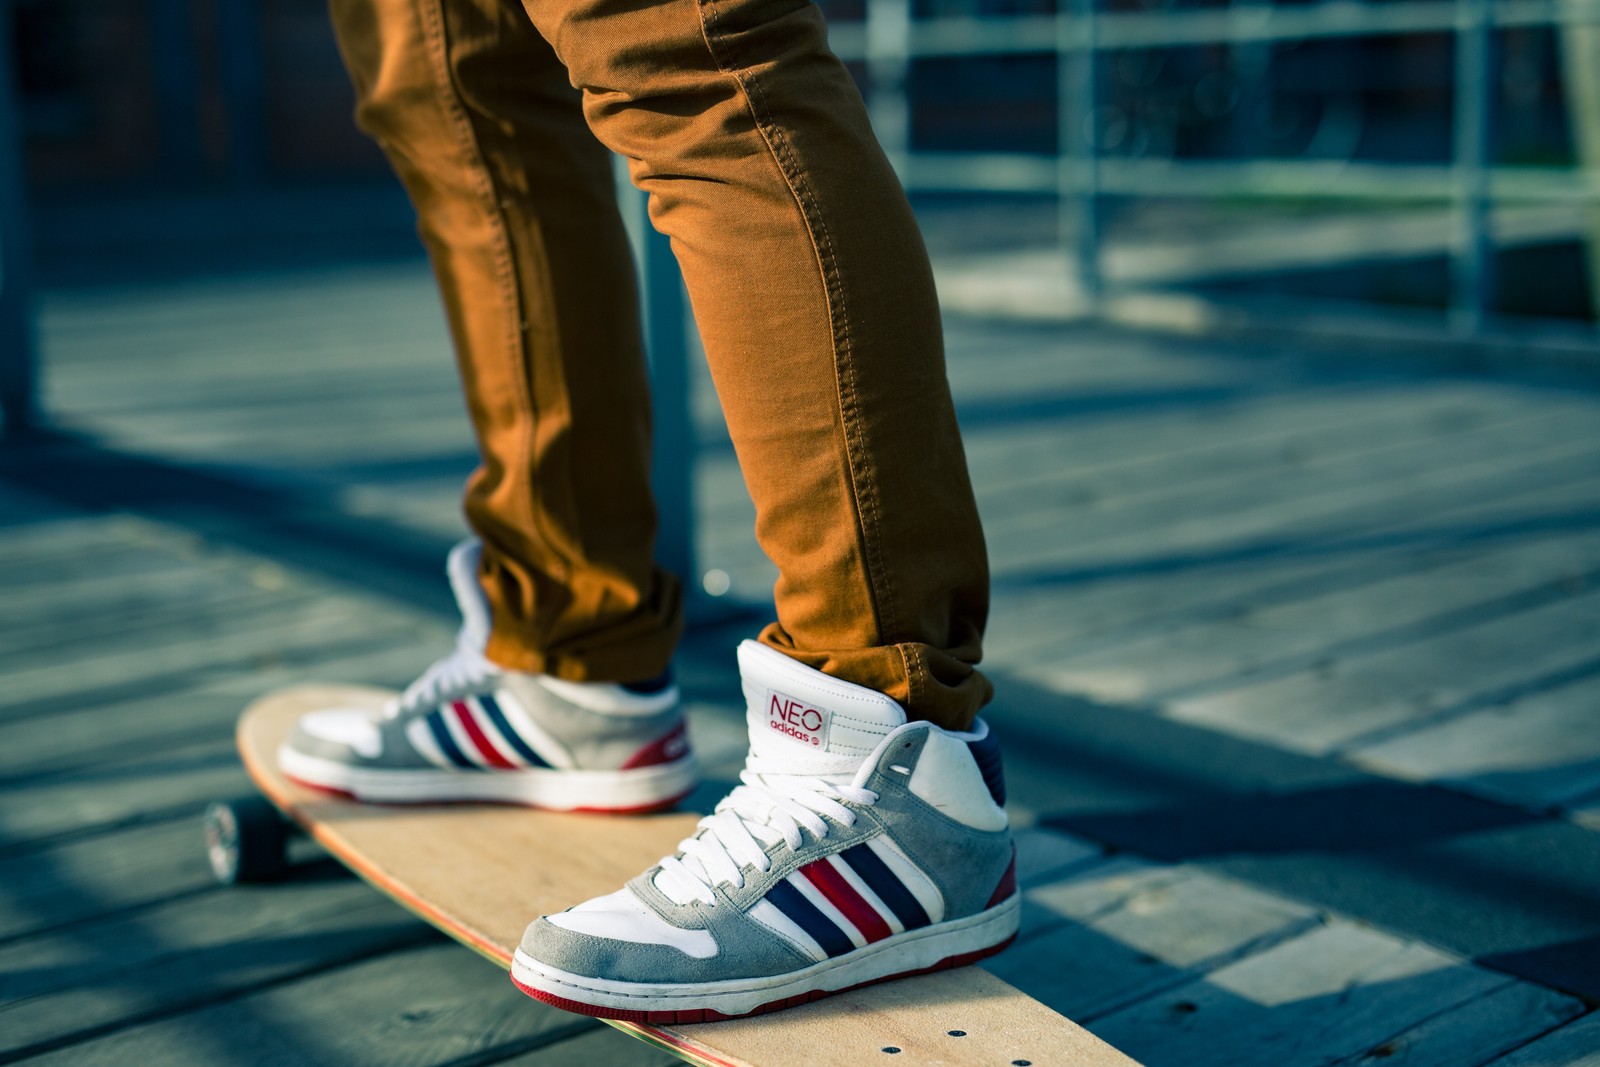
left=491, top=690, right=576, bottom=770
left=406, top=717, right=454, bottom=769
left=865, top=836, right=945, bottom=924
left=746, top=899, right=830, bottom=963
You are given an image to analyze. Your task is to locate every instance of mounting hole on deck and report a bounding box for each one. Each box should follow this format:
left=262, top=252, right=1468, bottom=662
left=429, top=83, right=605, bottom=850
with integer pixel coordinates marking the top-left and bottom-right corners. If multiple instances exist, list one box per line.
left=204, top=797, right=289, bottom=884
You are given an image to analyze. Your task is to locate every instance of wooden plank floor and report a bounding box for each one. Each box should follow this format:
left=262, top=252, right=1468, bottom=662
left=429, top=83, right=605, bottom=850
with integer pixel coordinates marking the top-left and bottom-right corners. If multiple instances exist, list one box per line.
left=4, top=253, right=1598, bottom=1065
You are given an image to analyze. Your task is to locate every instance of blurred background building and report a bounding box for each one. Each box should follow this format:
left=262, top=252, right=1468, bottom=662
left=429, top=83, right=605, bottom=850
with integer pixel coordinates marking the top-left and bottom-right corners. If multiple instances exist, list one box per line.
left=4, top=0, right=1599, bottom=331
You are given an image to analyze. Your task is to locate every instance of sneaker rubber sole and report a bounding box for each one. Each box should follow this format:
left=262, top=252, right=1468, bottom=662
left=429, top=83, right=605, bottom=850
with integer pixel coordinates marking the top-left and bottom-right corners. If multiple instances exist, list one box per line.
left=508, top=892, right=1021, bottom=1022
left=277, top=744, right=698, bottom=813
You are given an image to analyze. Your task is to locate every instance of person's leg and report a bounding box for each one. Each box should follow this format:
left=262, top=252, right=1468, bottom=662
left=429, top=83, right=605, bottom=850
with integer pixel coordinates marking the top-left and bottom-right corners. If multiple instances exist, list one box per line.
left=276, top=0, right=697, bottom=812
left=329, top=0, right=680, bottom=684
left=510, top=0, right=1013, bottom=1021
left=517, top=0, right=991, bottom=731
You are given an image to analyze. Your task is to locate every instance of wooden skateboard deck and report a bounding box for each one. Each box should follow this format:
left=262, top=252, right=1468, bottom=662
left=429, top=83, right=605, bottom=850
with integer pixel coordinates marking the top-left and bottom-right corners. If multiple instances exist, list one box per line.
left=233, top=684, right=1141, bottom=1067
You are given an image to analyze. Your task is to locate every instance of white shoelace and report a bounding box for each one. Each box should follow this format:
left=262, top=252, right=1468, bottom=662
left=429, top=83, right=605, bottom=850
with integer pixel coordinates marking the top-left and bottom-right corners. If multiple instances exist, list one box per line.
left=386, top=638, right=500, bottom=718
left=654, top=755, right=880, bottom=906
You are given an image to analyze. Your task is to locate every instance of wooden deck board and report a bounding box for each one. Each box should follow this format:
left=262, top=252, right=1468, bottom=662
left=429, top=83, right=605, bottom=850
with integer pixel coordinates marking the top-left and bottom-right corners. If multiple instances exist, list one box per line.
left=1347, top=671, right=1600, bottom=811
left=0, top=601, right=424, bottom=721
left=1090, top=923, right=1519, bottom=1067
left=1040, top=527, right=1600, bottom=707
left=1330, top=980, right=1585, bottom=1067
left=987, top=440, right=1600, bottom=594
left=1481, top=1010, right=1600, bottom=1067
left=0, top=735, right=244, bottom=849
left=985, top=859, right=1318, bottom=1022
left=1164, top=587, right=1600, bottom=762
left=972, top=386, right=1591, bottom=518
left=11, top=259, right=1600, bottom=1064
left=0, top=880, right=430, bottom=1059
left=0, top=498, right=662, bottom=1067
left=1011, top=826, right=1105, bottom=886
left=0, top=819, right=222, bottom=937
left=494, top=1024, right=683, bottom=1066
left=0, top=639, right=449, bottom=779
left=16, top=941, right=598, bottom=1067
left=988, top=457, right=1600, bottom=666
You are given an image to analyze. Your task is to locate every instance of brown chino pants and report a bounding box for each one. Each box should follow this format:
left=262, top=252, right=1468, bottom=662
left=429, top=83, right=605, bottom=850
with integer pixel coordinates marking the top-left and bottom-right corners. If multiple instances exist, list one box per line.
left=327, top=0, right=993, bottom=728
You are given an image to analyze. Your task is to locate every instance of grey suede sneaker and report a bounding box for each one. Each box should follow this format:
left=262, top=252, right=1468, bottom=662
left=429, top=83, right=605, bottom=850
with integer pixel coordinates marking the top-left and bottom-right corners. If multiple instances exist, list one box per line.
left=510, top=640, right=1017, bottom=1022
left=278, top=540, right=696, bottom=813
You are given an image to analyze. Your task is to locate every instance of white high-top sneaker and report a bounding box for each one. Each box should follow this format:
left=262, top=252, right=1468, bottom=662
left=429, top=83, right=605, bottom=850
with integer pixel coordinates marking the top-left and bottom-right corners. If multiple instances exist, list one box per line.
left=510, top=640, right=1016, bottom=1022
left=278, top=540, right=697, bottom=813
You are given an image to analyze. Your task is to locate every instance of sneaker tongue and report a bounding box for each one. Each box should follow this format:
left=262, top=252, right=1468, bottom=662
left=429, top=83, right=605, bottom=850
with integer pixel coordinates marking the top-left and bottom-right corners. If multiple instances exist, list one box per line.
left=737, top=640, right=906, bottom=777
left=651, top=643, right=906, bottom=904
left=446, top=539, right=492, bottom=653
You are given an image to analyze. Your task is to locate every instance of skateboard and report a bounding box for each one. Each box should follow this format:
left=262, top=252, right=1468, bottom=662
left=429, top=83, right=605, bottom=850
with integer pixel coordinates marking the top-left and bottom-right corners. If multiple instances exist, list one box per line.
left=205, top=684, right=1141, bottom=1067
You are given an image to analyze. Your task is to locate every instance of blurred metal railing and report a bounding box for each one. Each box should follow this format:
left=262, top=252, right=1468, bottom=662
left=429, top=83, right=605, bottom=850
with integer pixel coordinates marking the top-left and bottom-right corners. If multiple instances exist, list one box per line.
left=0, top=2, right=35, bottom=437
left=831, top=0, right=1600, bottom=334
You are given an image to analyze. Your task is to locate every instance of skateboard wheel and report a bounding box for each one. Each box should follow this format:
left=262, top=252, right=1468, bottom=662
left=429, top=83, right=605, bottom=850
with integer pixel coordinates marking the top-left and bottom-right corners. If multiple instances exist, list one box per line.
left=204, top=797, right=289, bottom=884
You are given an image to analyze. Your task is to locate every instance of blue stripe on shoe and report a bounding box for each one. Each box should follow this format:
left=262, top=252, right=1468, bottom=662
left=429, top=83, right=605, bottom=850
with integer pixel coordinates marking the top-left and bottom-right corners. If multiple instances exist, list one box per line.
left=840, top=844, right=931, bottom=931
left=477, top=694, right=549, bottom=768
left=766, top=878, right=854, bottom=958
left=427, top=711, right=478, bottom=769
left=967, top=730, right=1007, bottom=807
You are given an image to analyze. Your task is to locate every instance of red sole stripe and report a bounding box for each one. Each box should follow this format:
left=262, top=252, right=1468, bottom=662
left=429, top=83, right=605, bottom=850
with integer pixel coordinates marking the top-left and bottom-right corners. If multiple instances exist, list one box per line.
left=510, top=933, right=1018, bottom=1024
left=281, top=774, right=690, bottom=815
left=570, top=789, right=694, bottom=815
left=453, top=701, right=517, bottom=769
left=801, top=859, right=893, bottom=944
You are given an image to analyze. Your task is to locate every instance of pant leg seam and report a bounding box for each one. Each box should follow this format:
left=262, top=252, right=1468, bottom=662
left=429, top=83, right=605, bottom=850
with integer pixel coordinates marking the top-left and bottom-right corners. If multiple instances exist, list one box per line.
left=896, top=643, right=923, bottom=717
left=692, top=0, right=900, bottom=644
left=419, top=0, right=571, bottom=598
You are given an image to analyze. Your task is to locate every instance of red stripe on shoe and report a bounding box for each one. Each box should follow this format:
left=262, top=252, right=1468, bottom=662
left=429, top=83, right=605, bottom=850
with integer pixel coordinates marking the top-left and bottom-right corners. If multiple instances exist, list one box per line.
left=620, top=722, right=689, bottom=770
left=985, top=849, right=1018, bottom=908
left=453, top=701, right=516, bottom=769
left=800, top=859, right=893, bottom=944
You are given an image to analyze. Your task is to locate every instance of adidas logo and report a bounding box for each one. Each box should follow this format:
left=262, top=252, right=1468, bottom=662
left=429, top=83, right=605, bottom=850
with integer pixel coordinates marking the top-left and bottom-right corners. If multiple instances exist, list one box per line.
left=766, top=690, right=831, bottom=748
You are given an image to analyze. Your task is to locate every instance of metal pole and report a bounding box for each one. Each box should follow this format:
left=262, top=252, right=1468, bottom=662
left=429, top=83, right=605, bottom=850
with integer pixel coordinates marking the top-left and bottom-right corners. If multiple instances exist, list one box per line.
left=614, top=161, right=698, bottom=605
left=217, top=0, right=268, bottom=187
left=1450, top=0, right=1495, bottom=335
left=1557, top=11, right=1600, bottom=326
left=1229, top=0, right=1272, bottom=160
left=1060, top=0, right=1102, bottom=303
left=152, top=0, right=204, bottom=180
left=641, top=217, right=697, bottom=606
left=865, top=0, right=913, bottom=175
left=0, top=1, right=37, bottom=437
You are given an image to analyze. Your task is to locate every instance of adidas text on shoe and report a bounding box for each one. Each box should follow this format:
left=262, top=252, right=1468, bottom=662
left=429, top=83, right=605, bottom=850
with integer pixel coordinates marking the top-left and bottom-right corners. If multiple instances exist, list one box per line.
left=509, top=640, right=1017, bottom=1021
